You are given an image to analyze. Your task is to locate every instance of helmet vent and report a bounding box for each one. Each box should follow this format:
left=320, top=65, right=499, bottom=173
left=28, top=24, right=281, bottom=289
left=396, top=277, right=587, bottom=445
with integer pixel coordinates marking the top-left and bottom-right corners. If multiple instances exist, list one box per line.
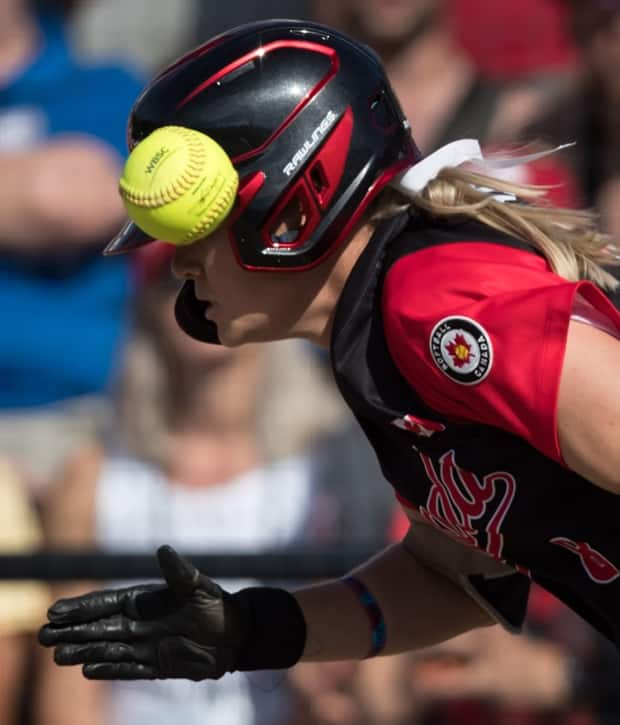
left=269, top=192, right=308, bottom=246
left=309, top=162, right=329, bottom=203
left=219, top=59, right=257, bottom=86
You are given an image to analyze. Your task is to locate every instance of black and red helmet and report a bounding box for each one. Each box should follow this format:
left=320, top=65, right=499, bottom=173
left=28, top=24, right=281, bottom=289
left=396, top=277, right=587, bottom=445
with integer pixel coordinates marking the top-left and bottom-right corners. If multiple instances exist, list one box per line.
left=106, top=19, right=420, bottom=343
left=106, top=18, right=420, bottom=270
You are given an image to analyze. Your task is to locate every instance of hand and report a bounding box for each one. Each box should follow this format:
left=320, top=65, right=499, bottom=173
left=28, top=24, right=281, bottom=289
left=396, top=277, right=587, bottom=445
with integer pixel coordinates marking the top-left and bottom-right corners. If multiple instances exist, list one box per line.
left=0, top=138, right=125, bottom=249
left=38, top=546, right=251, bottom=681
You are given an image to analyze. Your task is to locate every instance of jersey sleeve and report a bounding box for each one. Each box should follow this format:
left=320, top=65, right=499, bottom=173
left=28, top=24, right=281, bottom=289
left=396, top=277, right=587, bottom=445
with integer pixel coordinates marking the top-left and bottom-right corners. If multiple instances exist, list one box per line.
left=382, top=241, right=620, bottom=463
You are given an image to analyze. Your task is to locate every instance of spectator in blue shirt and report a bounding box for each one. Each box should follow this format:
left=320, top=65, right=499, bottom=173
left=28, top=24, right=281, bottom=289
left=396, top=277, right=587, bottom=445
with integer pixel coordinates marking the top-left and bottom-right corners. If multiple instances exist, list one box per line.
left=0, top=0, right=144, bottom=492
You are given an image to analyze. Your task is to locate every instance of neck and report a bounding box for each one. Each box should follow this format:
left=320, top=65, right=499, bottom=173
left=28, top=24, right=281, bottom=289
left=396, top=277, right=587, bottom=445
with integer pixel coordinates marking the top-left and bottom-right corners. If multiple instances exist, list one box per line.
left=166, top=428, right=261, bottom=489
left=163, top=349, right=264, bottom=487
left=0, top=6, right=38, bottom=82
left=294, top=221, right=375, bottom=348
left=166, top=349, right=262, bottom=435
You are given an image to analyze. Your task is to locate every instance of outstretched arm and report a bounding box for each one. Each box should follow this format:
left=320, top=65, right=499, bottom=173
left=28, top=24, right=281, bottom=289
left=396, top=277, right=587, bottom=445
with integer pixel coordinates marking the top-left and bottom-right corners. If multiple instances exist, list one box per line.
left=295, top=530, right=494, bottom=662
left=39, top=530, right=494, bottom=681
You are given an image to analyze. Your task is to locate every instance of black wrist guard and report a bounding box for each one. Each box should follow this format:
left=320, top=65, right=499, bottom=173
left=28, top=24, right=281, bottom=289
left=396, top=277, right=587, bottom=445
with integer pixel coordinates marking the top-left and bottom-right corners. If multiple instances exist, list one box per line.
left=233, top=587, right=307, bottom=671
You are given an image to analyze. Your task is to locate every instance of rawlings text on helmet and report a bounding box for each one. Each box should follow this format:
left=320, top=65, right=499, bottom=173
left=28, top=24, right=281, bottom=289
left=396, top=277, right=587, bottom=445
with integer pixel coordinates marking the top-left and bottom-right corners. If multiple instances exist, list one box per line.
left=282, top=109, right=338, bottom=177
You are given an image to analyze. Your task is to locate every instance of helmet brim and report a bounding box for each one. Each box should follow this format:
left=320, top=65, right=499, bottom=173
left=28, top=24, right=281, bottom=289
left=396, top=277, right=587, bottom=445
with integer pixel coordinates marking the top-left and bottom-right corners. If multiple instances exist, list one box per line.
left=104, top=220, right=156, bottom=256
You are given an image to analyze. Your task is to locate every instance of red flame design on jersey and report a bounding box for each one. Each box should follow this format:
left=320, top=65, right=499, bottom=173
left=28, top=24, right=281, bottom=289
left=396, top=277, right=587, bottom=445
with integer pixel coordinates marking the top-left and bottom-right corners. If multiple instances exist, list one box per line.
left=551, top=538, right=620, bottom=584
left=446, top=333, right=473, bottom=368
left=417, top=449, right=516, bottom=560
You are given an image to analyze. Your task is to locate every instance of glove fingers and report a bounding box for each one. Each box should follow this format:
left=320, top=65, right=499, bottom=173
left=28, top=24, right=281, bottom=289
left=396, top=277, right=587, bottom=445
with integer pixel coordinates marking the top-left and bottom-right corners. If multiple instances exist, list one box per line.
left=83, top=662, right=159, bottom=680
left=47, top=584, right=161, bottom=625
left=39, top=614, right=155, bottom=646
left=54, top=640, right=157, bottom=667
left=157, top=546, right=200, bottom=599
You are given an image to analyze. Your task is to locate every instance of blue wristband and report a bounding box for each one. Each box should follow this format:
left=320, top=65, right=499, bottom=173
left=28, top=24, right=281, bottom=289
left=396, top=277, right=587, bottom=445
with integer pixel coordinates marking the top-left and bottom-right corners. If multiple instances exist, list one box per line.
left=343, top=576, right=386, bottom=658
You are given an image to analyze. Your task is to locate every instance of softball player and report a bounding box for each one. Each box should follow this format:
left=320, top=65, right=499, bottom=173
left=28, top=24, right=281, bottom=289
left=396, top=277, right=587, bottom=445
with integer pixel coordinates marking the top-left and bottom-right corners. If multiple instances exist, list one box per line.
left=40, top=19, right=620, bottom=681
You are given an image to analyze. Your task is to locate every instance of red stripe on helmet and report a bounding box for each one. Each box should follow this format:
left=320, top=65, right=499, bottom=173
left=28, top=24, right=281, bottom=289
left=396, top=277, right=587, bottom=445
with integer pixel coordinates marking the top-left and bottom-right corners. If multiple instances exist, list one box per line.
left=177, top=41, right=339, bottom=165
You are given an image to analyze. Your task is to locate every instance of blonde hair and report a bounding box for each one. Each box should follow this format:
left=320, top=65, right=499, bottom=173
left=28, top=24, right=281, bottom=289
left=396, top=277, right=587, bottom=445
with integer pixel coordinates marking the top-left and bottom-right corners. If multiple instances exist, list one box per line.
left=371, top=166, right=620, bottom=292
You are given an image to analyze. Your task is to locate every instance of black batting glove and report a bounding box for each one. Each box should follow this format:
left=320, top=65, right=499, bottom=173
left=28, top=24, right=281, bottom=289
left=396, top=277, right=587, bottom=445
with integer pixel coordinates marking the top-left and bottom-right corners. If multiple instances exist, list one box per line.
left=38, top=545, right=251, bottom=681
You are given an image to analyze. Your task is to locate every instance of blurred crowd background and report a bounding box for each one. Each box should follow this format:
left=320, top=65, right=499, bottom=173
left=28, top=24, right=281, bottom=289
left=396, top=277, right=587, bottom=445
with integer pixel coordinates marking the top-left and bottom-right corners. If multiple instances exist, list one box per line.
left=2, top=0, right=620, bottom=724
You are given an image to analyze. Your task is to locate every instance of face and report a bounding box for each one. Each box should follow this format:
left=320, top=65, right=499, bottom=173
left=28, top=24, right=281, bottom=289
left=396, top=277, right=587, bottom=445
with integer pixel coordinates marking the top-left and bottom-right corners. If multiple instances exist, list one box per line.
left=316, top=0, right=439, bottom=48
left=172, top=228, right=326, bottom=347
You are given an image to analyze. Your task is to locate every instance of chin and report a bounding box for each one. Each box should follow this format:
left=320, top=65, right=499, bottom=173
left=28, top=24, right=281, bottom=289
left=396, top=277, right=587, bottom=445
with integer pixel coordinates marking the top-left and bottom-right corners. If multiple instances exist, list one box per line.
left=216, top=317, right=278, bottom=347
left=216, top=326, right=245, bottom=348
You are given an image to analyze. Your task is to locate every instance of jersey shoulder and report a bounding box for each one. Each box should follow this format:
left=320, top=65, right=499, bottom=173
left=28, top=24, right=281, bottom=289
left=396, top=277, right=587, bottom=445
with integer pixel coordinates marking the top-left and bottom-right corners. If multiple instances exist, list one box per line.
left=380, top=221, right=588, bottom=459
left=382, top=221, right=558, bottom=325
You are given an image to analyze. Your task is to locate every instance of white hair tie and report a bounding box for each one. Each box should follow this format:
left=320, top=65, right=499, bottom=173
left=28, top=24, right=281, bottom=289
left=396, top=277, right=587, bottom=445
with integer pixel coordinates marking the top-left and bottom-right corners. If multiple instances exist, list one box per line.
left=390, top=138, right=576, bottom=198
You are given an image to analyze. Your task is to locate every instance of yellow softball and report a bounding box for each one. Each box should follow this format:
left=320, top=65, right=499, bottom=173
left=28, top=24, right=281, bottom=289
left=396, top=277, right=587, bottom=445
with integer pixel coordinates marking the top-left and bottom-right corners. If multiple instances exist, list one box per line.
left=118, top=125, right=239, bottom=245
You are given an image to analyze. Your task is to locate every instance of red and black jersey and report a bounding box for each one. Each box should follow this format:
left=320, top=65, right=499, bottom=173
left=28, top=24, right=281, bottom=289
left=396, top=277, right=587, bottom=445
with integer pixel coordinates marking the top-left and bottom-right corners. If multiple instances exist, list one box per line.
left=330, top=210, right=620, bottom=644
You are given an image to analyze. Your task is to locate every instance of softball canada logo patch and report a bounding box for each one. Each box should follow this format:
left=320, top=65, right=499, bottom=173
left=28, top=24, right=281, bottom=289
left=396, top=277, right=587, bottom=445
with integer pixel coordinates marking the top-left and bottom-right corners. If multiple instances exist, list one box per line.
left=430, top=316, right=493, bottom=385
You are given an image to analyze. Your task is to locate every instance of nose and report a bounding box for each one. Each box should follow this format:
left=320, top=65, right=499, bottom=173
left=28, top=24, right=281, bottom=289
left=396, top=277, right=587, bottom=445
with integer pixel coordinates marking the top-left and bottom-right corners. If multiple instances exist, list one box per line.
left=171, top=246, right=202, bottom=281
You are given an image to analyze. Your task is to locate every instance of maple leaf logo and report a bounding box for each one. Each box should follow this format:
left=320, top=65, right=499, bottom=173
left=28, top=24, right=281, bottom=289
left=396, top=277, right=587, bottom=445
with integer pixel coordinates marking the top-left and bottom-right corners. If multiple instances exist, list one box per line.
left=446, top=333, right=473, bottom=368
left=430, top=317, right=492, bottom=384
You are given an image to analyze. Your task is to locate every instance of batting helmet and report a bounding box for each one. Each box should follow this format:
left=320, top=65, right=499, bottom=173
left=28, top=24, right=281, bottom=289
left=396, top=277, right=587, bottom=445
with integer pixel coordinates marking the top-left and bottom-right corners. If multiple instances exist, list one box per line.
left=105, top=18, right=420, bottom=341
